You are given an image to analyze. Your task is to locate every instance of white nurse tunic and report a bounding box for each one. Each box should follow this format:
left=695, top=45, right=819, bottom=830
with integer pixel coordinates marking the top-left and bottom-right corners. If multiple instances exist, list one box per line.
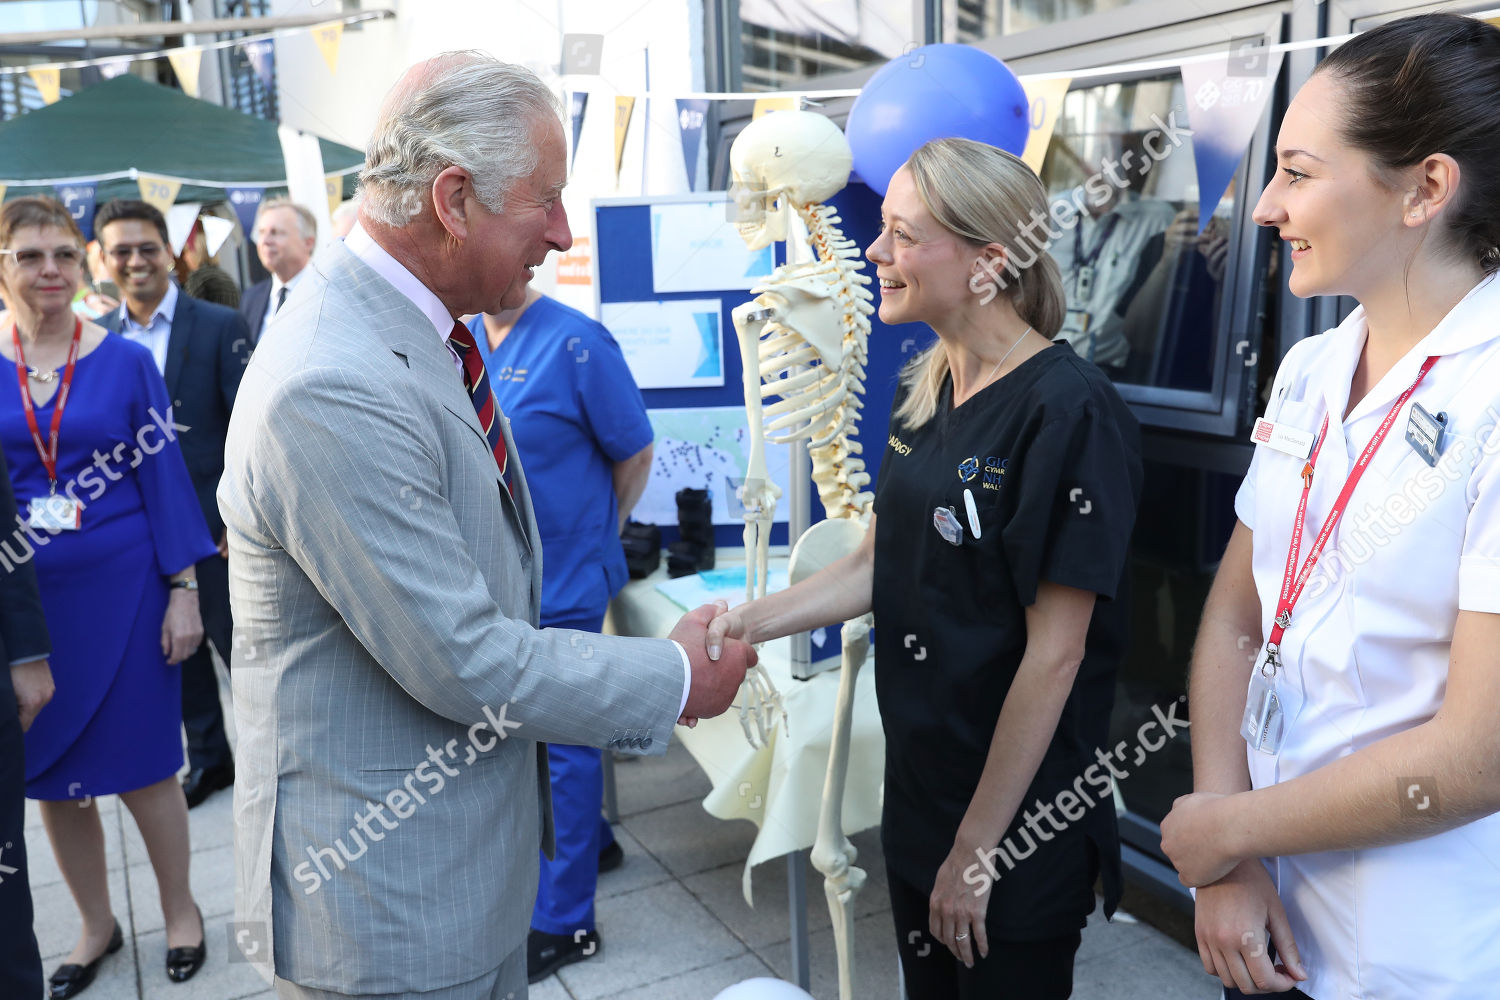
left=1235, top=274, right=1500, bottom=1000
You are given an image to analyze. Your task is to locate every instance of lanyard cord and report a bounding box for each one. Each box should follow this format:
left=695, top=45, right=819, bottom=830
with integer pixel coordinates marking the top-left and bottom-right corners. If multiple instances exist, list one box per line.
left=13, top=318, right=83, bottom=495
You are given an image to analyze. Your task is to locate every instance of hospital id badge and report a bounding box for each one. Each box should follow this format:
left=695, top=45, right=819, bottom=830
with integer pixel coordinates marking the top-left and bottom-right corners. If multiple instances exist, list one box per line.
left=28, top=495, right=81, bottom=531
left=1240, top=665, right=1285, bottom=755
left=1061, top=308, right=1092, bottom=339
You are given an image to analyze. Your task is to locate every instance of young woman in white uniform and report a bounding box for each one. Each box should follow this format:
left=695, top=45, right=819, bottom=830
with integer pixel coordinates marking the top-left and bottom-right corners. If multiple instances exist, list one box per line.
left=1161, top=13, right=1500, bottom=1000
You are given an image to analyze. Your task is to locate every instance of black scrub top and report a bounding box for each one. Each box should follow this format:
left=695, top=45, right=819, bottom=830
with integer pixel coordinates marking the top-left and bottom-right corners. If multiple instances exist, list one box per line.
left=873, top=341, right=1142, bottom=939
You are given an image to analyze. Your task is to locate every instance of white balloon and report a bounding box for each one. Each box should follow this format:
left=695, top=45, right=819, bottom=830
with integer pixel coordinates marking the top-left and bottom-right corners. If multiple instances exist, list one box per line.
left=711, top=978, right=817, bottom=1000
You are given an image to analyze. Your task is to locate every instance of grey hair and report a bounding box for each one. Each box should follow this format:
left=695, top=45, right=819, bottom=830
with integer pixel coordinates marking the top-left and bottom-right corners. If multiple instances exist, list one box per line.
left=359, top=52, right=562, bottom=227
left=254, top=197, right=317, bottom=241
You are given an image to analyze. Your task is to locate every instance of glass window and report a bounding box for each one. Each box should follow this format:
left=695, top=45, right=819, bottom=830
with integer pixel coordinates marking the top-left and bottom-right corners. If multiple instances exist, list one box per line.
left=735, top=0, right=917, bottom=91
left=944, top=0, right=1158, bottom=40
left=1037, top=72, right=1248, bottom=393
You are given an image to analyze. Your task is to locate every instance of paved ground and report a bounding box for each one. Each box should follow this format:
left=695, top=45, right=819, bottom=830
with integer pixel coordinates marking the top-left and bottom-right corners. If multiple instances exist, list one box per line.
left=25, top=729, right=1222, bottom=999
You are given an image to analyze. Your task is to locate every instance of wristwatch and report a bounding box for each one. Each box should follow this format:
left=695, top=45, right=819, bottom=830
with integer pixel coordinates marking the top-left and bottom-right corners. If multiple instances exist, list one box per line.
left=169, top=578, right=199, bottom=591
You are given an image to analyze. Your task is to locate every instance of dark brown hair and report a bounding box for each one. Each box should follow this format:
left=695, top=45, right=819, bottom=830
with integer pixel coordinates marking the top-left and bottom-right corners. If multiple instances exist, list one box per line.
left=0, top=196, right=85, bottom=250
left=93, top=198, right=171, bottom=248
left=1315, top=13, right=1500, bottom=273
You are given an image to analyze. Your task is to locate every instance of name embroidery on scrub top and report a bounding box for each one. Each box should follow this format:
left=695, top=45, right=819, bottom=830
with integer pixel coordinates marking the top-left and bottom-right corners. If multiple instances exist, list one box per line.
left=1242, top=354, right=1439, bottom=754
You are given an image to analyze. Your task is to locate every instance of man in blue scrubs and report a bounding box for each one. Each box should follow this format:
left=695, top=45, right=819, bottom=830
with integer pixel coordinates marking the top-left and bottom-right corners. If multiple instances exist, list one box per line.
left=466, top=289, right=655, bottom=983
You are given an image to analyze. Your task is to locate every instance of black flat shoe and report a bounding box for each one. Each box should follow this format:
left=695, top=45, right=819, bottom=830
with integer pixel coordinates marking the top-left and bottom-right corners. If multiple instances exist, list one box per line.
left=598, top=839, right=624, bottom=873
left=182, top=761, right=235, bottom=809
left=48, top=919, right=123, bottom=999
left=165, top=904, right=206, bottom=983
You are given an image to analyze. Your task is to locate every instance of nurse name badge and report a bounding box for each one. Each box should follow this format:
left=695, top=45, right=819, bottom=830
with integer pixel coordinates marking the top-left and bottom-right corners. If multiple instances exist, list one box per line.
left=1250, top=416, right=1317, bottom=459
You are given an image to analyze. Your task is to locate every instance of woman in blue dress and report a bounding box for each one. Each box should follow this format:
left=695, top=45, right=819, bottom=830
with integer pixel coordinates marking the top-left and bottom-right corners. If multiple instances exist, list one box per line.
left=0, top=197, right=216, bottom=996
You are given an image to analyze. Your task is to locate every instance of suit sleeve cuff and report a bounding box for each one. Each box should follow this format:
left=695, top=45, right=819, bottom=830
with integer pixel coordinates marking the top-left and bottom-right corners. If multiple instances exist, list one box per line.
left=9, top=654, right=47, bottom=667
left=672, top=640, right=692, bottom=717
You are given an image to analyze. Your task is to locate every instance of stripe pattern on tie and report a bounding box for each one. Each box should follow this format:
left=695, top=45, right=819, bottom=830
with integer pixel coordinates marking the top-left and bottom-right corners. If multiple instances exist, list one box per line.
left=448, top=321, right=509, bottom=478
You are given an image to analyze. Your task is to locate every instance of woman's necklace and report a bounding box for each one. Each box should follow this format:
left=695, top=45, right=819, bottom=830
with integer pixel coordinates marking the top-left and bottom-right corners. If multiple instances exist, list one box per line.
left=975, top=326, right=1034, bottom=392
left=12, top=324, right=66, bottom=382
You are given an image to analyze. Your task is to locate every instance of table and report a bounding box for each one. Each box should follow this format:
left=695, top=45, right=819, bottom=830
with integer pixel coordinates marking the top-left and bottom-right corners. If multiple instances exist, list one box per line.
left=607, top=548, right=887, bottom=986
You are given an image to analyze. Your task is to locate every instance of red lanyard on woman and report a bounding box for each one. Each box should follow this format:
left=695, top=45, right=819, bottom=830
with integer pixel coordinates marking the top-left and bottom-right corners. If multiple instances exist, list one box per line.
left=13, top=318, right=83, bottom=496
left=1262, top=355, right=1439, bottom=674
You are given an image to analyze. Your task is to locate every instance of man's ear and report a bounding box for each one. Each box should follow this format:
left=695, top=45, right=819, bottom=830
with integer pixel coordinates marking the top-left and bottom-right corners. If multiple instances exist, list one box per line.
left=431, top=165, right=473, bottom=241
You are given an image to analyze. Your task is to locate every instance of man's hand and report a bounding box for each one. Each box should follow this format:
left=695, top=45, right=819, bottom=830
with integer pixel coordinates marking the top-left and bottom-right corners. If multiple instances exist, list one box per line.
left=162, top=589, right=204, bottom=665
left=670, top=602, right=757, bottom=724
left=1162, top=791, right=1239, bottom=887
left=12, top=658, right=54, bottom=732
left=1193, top=859, right=1306, bottom=994
left=218, top=531, right=229, bottom=559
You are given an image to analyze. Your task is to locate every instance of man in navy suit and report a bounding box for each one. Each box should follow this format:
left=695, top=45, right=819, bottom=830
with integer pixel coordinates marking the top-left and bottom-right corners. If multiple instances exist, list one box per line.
left=0, top=443, right=54, bottom=1000
left=238, top=199, right=316, bottom=345
left=95, top=199, right=250, bottom=808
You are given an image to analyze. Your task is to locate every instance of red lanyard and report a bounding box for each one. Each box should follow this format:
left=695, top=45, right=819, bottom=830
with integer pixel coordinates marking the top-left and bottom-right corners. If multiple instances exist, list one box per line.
left=1265, top=355, right=1438, bottom=666
left=13, top=318, right=83, bottom=495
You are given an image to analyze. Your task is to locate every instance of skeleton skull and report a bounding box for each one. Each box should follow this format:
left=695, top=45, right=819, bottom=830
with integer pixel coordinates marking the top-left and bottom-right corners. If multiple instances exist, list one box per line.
left=729, top=110, right=853, bottom=250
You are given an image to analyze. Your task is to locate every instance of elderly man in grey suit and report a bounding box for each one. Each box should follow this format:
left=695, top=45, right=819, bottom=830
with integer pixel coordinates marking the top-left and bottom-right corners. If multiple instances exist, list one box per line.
left=218, top=52, right=757, bottom=1000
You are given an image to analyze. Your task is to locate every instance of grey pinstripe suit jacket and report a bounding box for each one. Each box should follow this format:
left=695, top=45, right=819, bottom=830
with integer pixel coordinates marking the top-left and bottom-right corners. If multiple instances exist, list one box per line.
left=218, top=241, right=685, bottom=994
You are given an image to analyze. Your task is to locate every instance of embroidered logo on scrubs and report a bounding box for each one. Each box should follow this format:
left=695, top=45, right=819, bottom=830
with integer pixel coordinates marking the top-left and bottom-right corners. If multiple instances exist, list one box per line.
left=888, top=433, right=913, bottom=456
left=958, top=456, right=980, bottom=482
left=980, top=457, right=1009, bottom=491
left=491, top=366, right=528, bottom=383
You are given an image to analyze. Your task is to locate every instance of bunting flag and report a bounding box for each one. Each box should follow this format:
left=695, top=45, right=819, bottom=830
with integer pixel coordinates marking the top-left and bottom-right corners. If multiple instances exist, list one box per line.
left=137, top=174, right=183, bottom=216
left=675, top=99, right=710, bottom=192
left=166, top=203, right=201, bottom=255
left=166, top=47, right=203, bottom=98
left=0, top=185, right=7, bottom=206
left=1179, top=40, right=1285, bottom=233
left=752, top=97, right=796, bottom=120
left=226, top=186, right=265, bottom=239
left=1019, top=77, right=1071, bottom=174
left=568, top=91, right=588, bottom=172
left=53, top=183, right=96, bottom=240
left=202, top=216, right=236, bottom=258
left=613, top=96, right=636, bottom=184
left=312, top=21, right=344, bottom=75
left=244, top=39, right=275, bottom=89
left=27, top=67, right=61, bottom=106
left=324, top=174, right=343, bottom=216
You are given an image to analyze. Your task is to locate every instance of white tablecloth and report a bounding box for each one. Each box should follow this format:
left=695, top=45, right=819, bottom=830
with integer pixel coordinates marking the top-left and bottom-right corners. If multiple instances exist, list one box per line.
left=608, top=549, right=886, bottom=903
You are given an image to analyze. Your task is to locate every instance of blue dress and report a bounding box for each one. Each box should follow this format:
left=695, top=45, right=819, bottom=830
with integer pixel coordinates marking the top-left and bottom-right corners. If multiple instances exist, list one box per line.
left=0, top=333, right=217, bottom=800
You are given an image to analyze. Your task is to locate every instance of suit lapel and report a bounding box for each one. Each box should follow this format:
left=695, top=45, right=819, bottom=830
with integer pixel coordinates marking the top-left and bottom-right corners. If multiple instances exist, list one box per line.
left=497, top=414, right=543, bottom=612
left=164, top=294, right=191, bottom=399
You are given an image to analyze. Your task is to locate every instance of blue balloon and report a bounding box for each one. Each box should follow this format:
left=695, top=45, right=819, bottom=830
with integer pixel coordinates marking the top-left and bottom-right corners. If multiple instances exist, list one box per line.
left=845, top=44, right=1030, bottom=196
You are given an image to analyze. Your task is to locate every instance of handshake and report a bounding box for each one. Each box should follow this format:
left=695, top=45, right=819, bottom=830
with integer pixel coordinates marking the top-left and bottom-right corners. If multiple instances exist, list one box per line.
left=668, top=600, right=757, bottom=727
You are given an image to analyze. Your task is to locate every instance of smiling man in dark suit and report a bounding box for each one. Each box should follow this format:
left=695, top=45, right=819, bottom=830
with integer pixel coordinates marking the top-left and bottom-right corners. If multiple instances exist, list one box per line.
left=95, top=199, right=251, bottom=808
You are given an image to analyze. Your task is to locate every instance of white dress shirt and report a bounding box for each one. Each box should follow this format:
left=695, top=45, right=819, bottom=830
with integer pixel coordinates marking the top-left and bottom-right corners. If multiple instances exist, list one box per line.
left=117, top=280, right=178, bottom=374
left=342, top=224, right=694, bottom=714
left=260, top=267, right=308, bottom=343
left=1234, top=274, right=1500, bottom=1000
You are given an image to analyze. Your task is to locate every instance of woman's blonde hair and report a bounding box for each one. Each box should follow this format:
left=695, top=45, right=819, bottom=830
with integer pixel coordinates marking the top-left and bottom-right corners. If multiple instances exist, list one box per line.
left=893, top=138, right=1065, bottom=430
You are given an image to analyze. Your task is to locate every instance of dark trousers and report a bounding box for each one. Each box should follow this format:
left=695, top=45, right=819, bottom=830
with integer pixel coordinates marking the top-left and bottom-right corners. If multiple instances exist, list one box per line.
left=0, top=713, right=44, bottom=999
left=888, top=865, right=1082, bottom=1000
left=1226, top=988, right=1313, bottom=998
left=182, top=552, right=233, bottom=772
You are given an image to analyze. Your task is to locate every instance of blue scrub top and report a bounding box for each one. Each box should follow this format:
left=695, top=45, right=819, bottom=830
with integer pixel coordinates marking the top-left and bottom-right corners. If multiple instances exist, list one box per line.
left=467, top=298, right=654, bottom=623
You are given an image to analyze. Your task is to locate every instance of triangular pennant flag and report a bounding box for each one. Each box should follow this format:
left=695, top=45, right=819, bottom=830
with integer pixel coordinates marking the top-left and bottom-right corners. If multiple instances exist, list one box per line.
left=244, top=40, right=275, bottom=89
left=1180, top=41, right=1285, bottom=234
left=613, top=96, right=636, bottom=185
left=568, top=91, right=588, bottom=172
left=27, top=67, right=61, bottom=106
left=53, top=184, right=96, bottom=240
left=166, top=203, right=201, bottom=256
left=226, top=186, right=265, bottom=239
left=312, top=22, right=344, bottom=75
left=98, top=58, right=131, bottom=81
left=201, top=216, right=236, bottom=258
left=752, top=97, right=796, bottom=120
left=167, top=47, right=203, bottom=98
left=0, top=185, right=7, bottom=206
left=1020, top=77, right=1071, bottom=174
left=675, top=99, right=710, bottom=192
left=324, top=174, right=343, bottom=217
left=137, top=174, right=183, bottom=216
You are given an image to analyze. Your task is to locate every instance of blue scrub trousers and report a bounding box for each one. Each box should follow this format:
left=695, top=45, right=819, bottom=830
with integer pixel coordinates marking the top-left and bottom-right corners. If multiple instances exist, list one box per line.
left=532, top=613, right=618, bottom=936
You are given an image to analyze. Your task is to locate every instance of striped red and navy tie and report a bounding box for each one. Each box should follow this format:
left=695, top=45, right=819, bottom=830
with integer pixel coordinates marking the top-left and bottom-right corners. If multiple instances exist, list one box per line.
left=448, top=321, right=509, bottom=480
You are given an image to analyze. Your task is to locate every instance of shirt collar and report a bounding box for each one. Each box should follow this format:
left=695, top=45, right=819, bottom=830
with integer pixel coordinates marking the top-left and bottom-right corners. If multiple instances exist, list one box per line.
left=121, top=280, right=178, bottom=333
left=269, top=266, right=308, bottom=301
left=344, top=223, right=454, bottom=344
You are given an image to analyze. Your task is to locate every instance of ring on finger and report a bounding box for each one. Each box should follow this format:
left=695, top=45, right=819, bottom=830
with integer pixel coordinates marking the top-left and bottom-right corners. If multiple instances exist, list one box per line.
left=954, top=932, right=969, bottom=941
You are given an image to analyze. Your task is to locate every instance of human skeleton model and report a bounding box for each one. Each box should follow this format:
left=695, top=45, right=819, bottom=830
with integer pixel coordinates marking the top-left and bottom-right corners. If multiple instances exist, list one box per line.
left=728, top=109, right=874, bottom=1000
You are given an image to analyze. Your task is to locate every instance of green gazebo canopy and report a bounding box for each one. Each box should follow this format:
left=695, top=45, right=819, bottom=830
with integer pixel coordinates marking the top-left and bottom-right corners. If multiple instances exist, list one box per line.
left=0, top=74, right=362, bottom=205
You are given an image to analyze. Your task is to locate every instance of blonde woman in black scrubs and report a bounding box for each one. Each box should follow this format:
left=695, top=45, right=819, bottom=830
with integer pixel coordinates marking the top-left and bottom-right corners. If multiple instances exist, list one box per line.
left=707, top=137, right=1143, bottom=999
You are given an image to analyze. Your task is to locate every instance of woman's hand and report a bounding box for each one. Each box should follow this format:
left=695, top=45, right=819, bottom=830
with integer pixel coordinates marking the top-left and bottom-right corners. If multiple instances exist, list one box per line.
left=12, top=659, right=54, bottom=732
left=1162, top=791, right=1239, bottom=886
left=161, top=589, right=204, bottom=665
left=929, top=842, right=992, bottom=968
left=1194, top=859, right=1306, bottom=994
